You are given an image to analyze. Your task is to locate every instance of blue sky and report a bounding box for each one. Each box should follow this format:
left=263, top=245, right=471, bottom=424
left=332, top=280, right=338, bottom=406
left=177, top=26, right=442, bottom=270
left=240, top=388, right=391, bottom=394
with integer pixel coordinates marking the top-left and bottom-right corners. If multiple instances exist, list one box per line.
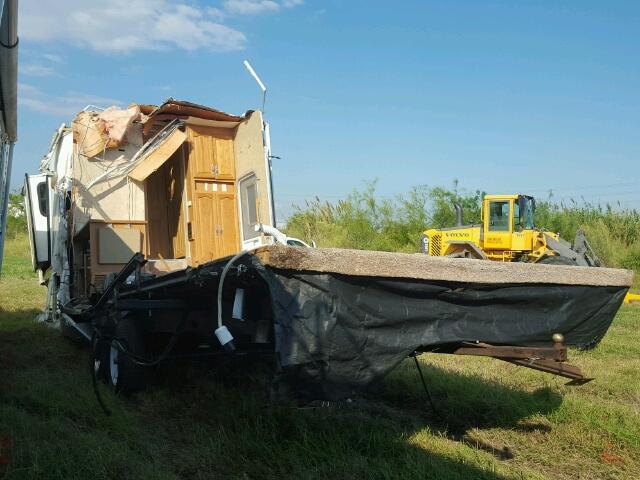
left=14, top=0, right=640, bottom=220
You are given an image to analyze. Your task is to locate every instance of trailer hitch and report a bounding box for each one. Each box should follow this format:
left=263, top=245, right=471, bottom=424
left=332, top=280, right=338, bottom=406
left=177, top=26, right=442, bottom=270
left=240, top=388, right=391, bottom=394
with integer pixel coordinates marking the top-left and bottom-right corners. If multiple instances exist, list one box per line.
left=451, top=335, right=593, bottom=385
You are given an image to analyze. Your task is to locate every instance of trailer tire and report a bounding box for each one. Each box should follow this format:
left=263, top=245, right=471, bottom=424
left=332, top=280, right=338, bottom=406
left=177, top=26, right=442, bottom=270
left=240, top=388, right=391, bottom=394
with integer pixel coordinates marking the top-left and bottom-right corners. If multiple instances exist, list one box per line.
left=108, top=317, right=146, bottom=395
left=539, top=256, right=578, bottom=266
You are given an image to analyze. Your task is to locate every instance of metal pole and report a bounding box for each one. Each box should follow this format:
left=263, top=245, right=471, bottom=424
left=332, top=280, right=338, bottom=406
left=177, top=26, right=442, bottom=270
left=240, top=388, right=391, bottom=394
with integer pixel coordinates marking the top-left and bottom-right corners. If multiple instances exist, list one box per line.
left=0, top=0, right=19, bottom=278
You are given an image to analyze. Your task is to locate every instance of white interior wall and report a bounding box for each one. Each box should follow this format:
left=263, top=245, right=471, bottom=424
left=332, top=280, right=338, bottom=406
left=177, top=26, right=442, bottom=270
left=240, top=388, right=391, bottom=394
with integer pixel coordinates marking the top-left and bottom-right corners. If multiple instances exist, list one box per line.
left=71, top=124, right=146, bottom=234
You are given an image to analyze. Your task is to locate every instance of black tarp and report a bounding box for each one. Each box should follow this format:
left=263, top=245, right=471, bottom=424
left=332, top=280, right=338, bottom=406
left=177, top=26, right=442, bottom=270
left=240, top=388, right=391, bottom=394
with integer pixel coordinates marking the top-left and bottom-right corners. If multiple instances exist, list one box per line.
left=256, top=266, right=627, bottom=401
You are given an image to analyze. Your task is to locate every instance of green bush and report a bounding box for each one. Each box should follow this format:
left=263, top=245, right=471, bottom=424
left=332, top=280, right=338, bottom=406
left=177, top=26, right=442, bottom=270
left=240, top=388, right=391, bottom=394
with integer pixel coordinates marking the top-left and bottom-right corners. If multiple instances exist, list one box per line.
left=4, top=191, right=27, bottom=240
left=285, top=180, right=485, bottom=253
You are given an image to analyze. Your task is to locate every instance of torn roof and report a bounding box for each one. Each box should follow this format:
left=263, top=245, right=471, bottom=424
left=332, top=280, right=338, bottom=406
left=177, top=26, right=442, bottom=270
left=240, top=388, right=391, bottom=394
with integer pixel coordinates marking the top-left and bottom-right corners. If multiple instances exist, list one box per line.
left=140, top=98, right=249, bottom=123
left=71, top=98, right=257, bottom=157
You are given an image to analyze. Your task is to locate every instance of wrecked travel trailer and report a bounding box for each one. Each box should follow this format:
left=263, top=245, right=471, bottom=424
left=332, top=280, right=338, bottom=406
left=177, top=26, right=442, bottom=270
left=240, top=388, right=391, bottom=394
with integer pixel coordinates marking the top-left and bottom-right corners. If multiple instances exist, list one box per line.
left=25, top=98, right=634, bottom=401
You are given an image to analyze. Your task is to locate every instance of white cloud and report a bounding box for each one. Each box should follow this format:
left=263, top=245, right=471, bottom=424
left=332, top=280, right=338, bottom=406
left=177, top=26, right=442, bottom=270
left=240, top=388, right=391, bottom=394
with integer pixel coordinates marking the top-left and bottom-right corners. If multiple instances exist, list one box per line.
left=222, top=0, right=303, bottom=15
left=19, top=83, right=122, bottom=117
left=223, top=0, right=280, bottom=15
left=20, top=52, right=65, bottom=77
left=20, top=0, right=247, bottom=53
left=21, top=64, right=58, bottom=77
left=42, top=53, right=64, bottom=63
left=205, top=6, right=226, bottom=21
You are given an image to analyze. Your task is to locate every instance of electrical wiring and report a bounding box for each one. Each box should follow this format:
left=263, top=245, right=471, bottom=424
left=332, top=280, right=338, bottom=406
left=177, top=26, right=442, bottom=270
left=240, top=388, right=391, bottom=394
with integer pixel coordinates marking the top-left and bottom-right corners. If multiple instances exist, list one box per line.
left=85, top=119, right=183, bottom=189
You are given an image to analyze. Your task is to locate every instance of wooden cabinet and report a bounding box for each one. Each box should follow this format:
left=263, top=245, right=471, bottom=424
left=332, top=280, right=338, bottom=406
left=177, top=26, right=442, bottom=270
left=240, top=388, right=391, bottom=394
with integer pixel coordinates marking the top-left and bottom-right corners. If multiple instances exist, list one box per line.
left=191, top=181, right=239, bottom=265
left=185, top=125, right=240, bottom=265
left=188, top=126, right=235, bottom=180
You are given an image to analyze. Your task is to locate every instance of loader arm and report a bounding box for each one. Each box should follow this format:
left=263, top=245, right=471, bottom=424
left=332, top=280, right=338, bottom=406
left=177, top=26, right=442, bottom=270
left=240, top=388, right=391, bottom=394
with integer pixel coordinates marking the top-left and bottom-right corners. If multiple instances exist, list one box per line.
left=572, top=228, right=602, bottom=267
left=542, top=233, right=590, bottom=266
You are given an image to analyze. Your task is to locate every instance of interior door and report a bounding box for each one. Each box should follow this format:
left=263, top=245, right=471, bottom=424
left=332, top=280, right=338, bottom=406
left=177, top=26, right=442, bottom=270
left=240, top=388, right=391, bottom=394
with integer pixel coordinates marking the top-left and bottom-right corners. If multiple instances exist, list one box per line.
left=145, top=166, right=171, bottom=258
left=166, top=154, right=186, bottom=258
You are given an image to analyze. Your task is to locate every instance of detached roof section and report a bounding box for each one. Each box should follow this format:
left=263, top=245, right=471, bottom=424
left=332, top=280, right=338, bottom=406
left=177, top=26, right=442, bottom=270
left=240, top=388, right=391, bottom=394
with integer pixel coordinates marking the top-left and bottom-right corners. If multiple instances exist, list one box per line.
left=141, top=98, right=246, bottom=122
left=140, top=98, right=251, bottom=138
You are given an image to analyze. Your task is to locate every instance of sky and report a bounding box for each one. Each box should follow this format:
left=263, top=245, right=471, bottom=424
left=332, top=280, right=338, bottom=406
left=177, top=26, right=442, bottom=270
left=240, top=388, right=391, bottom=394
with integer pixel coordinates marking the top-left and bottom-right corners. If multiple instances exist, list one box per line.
left=13, top=0, right=640, bottom=220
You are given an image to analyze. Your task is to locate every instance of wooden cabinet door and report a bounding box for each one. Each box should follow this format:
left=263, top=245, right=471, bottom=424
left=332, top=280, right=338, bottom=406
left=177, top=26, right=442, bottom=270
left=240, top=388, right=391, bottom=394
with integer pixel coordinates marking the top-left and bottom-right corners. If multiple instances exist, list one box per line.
left=190, top=131, right=216, bottom=178
left=187, top=126, right=235, bottom=180
left=192, top=192, right=215, bottom=264
left=214, top=138, right=235, bottom=180
left=215, top=192, right=239, bottom=258
left=191, top=182, right=239, bottom=263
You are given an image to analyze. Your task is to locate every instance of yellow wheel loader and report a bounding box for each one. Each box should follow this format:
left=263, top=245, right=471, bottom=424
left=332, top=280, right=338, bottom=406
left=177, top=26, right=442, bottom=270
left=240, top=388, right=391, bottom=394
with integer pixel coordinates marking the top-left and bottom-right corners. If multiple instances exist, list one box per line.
left=420, top=194, right=601, bottom=266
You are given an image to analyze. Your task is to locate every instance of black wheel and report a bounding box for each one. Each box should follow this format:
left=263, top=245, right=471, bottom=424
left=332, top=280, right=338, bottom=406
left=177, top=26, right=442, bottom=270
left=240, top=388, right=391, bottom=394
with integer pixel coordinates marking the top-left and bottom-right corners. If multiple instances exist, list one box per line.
left=539, top=255, right=578, bottom=266
left=107, top=317, right=147, bottom=395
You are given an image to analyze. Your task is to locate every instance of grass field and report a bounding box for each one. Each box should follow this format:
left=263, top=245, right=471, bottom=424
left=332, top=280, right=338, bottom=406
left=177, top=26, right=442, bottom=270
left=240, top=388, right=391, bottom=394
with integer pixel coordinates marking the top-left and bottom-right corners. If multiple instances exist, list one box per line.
left=1, top=236, right=639, bottom=479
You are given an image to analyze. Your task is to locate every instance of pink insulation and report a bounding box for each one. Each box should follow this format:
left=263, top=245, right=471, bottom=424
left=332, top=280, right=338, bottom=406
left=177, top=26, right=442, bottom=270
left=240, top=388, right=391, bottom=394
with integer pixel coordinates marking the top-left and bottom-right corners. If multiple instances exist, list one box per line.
left=98, top=105, right=143, bottom=144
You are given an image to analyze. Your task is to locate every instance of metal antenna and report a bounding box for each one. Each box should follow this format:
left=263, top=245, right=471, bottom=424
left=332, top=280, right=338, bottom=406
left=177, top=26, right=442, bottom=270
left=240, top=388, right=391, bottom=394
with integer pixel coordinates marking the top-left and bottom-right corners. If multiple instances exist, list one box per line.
left=243, top=60, right=267, bottom=113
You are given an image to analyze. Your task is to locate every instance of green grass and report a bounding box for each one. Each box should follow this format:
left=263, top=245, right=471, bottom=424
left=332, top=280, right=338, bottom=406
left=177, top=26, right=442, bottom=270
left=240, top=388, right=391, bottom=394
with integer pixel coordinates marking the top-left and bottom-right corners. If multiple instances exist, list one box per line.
left=1, top=232, right=639, bottom=479
left=1, top=236, right=32, bottom=280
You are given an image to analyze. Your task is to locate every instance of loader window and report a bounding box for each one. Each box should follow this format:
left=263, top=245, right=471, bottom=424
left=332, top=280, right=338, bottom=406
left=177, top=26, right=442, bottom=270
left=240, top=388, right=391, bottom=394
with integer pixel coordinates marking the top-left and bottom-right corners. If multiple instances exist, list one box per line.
left=515, top=196, right=535, bottom=230
left=488, top=201, right=510, bottom=232
left=522, top=198, right=535, bottom=229
left=514, top=203, right=522, bottom=231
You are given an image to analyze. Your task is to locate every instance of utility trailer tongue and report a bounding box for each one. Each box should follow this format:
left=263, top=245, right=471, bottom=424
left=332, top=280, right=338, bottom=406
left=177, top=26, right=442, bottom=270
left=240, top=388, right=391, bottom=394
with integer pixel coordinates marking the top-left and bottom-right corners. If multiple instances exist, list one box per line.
left=74, top=245, right=632, bottom=401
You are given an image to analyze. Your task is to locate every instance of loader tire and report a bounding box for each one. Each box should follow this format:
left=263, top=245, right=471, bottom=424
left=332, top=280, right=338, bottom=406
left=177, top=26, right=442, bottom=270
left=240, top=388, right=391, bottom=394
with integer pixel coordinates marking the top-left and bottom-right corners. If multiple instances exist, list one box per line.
left=539, top=256, right=578, bottom=266
left=107, top=317, right=147, bottom=396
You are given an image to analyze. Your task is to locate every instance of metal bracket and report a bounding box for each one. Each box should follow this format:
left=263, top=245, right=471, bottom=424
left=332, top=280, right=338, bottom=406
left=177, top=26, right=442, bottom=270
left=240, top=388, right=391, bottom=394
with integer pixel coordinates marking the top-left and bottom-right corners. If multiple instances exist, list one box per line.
left=92, top=252, right=147, bottom=312
left=451, top=340, right=592, bottom=385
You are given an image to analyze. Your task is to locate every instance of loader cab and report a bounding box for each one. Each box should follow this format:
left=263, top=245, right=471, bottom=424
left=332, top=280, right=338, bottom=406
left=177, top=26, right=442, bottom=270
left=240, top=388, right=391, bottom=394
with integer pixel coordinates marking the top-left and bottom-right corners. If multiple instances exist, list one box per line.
left=482, top=194, right=536, bottom=255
